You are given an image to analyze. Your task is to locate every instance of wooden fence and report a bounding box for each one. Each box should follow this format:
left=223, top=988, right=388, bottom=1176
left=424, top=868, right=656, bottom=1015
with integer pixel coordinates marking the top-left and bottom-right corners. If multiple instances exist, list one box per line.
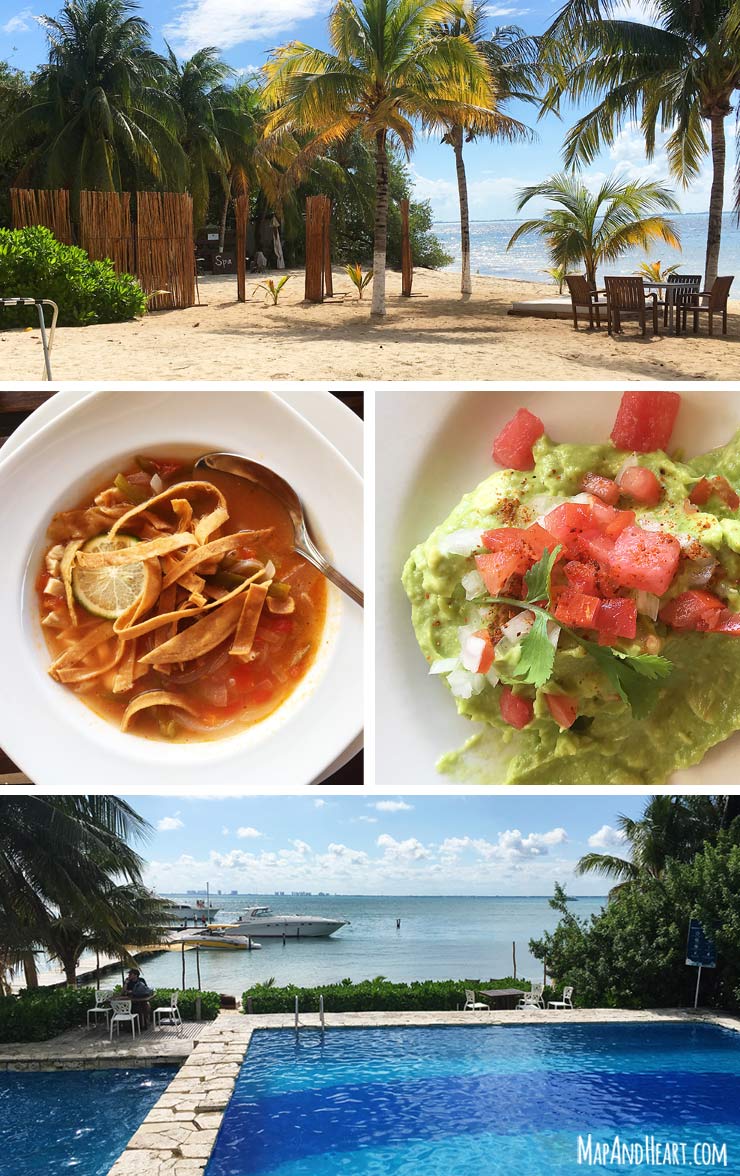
left=305, top=195, right=332, bottom=302
left=132, top=192, right=195, bottom=310
left=10, top=188, right=72, bottom=245
left=79, top=191, right=134, bottom=275
left=234, top=192, right=248, bottom=303
left=401, top=198, right=413, bottom=297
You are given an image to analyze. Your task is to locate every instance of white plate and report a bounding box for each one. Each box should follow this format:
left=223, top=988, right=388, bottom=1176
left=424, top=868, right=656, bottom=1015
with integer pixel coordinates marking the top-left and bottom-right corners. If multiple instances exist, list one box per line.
left=0, top=389, right=363, bottom=789
left=376, top=386, right=740, bottom=788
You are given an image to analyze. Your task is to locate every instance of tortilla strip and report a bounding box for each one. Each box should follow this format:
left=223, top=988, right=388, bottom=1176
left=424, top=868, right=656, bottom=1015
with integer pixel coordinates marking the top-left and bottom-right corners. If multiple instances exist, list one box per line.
left=110, top=575, right=252, bottom=641
left=109, top=481, right=228, bottom=546
left=56, top=640, right=125, bottom=684
left=171, top=499, right=193, bottom=532
left=160, top=530, right=271, bottom=591
left=121, top=691, right=204, bottom=733
left=112, top=640, right=137, bottom=694
left=138, top=595, right=246, bottom=665
left=60, top=539, right=85, bottom=626
left=47, top=504, right=129, bottom=542
left=113, top=559, right=163, bottom=635
left=75, top=532, right=197, bottom=569
left=48, top=621, right=115, bottom=678
left=230, top=583, right=270, bottom=660
left=266, top=594, right=295, bottom=615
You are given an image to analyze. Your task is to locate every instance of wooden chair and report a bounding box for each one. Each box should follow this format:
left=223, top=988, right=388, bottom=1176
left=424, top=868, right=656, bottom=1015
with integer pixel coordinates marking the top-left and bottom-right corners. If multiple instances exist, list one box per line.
left=565, top=274, right=606, bottom=330
left=604, top=276, right=659, bottom=336
left=663, top=273, right=701, bottom=329
left=692, top=276, right=734, bottom=336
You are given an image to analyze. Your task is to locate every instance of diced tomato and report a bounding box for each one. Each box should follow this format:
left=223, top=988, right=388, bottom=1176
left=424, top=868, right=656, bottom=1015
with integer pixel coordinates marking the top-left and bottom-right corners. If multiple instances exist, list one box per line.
left=545, top=693, right=578, bottom=729
left=472, top=629, right=495, bottom=674
left=492, top=408, right=545, bottom=471
left=583, top=533, right=616, bottom=568
left=564, top=560, right=599, bottom=596
left=543, top=503, right=596, bottom=557
left=127, top=470, right=153, bottom=487
left=590, top=502, right=635, bottom=539
left=475, top=550, right=526, bottom=596
left=610, top=391, right=681, bottom=453
left=595, top=597, right=637, bottom=641
left=659, top=590, right=725, bottom=632
left=481, top=524, right=559, bottom=566
left=149, top=458, right=184, bottom=479
left=581, top=472, right=620, bottom=505
left=618, top=466, right=662, bottom=507
left=609, top=526, right=680, bottom=596
left=689, top=475, right=739, bottom=511
left=525, top=523, right=560, bottom=558
left=553, top=588, right=601, bottom=630
left=499, top=686, right=534, bottom=729
left=260, top=614, right=294, bottom=635
left=237, top=546, right=257, bottom=559
left=714, top=609, right=740, bottom=634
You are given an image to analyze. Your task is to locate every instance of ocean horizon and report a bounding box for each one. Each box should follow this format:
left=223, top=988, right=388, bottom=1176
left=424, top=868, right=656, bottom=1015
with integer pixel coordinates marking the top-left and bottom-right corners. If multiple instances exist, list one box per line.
left=433, top=210, right=740, bottom=284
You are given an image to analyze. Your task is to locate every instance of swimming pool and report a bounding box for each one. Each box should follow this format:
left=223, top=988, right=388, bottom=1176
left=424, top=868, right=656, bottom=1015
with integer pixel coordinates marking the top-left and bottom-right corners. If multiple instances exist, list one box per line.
left=0, top=1065, right=174, bottom=1175
left=205, top=1022, right=740, bottom=1175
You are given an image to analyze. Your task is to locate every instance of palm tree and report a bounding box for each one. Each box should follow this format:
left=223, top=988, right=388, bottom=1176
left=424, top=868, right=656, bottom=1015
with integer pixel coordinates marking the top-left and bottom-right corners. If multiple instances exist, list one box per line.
left=437, top=7, right=540, bottom=295
left=540, top=0, right=740, bottom=288
left=507, top=172, right=680, bottom=287
left=576, top=795, right=725, bottom=898
left=262, top=0, right=495, bottom=317
left=0, top=0, right=185, bottom=196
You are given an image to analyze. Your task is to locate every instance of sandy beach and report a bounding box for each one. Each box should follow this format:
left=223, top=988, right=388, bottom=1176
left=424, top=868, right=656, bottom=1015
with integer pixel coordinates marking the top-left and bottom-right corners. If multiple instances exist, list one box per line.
left=2, top=267, right=740, bottom=382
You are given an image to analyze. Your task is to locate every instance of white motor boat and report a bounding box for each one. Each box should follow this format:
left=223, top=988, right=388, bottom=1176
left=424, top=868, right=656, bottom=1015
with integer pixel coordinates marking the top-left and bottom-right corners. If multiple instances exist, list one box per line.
left=179, top=928, right=261, bottom=951
left=222, top=906, right=348, bottom=939
left=163, top=899, right=220, bottom=924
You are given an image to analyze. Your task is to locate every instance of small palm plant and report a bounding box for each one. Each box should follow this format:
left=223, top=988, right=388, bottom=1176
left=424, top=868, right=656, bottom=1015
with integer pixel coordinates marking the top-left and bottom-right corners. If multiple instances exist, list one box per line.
left=633, top=261, right=680, bottom=283
left=345, top=263, right=373, bottom=299
left=543, top=265, right=569, bottom=293
left=252, top=275, right=290, bottom=305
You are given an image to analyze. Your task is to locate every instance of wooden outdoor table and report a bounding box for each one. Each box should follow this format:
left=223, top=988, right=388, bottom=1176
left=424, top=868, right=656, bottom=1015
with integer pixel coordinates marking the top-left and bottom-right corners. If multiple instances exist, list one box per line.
left=479, top=987, right=527, bottom=1010
left=0, top=389, right=363, bottom=786
left=643, top=280, right=699, bottom=336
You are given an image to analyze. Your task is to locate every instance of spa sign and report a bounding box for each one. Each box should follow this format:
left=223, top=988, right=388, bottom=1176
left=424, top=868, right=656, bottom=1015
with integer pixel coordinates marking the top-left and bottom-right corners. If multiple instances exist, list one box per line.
left=686, top=919, right=717, bottom=968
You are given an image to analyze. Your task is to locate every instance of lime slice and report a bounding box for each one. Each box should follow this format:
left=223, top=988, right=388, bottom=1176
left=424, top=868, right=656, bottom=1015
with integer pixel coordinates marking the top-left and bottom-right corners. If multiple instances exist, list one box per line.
left=72, top=533, right=144, bottom=619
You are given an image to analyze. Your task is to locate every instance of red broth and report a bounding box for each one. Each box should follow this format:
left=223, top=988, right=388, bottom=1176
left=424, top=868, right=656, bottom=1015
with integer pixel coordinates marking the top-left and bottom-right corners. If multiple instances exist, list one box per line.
left=37, top=456, right=327, bottom=742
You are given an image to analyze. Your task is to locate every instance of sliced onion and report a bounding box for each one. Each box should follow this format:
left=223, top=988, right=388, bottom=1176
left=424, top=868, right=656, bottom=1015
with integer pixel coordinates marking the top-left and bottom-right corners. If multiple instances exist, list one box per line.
left=163, top=642, right=231, bottom=685
left=447, top=668, right=486, bottom=699
left=635, top=591, right=660, bottom=621
left=616, top=453, right=639, bottom=483
left=150, top=472, right=164, bottom=494
left=438, top=528, right=483, bottom=557
left=429, top=657, right=458, bottom=675
left=686, top=561, right=717, bottom=588
left=461, top=569, right=486, bottom=600
left=197, top=679, right=229, bottom=708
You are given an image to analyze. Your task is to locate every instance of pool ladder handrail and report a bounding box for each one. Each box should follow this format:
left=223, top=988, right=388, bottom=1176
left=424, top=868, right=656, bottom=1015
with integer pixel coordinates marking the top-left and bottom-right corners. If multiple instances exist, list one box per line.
left=293, top=993, right=325, bottom=1031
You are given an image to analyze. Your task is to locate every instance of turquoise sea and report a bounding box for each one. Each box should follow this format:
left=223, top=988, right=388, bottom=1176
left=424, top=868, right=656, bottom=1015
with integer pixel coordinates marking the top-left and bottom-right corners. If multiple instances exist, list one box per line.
left=433, top=211, right=740, bottom=284
left=136, top=893, right=606, bottom=996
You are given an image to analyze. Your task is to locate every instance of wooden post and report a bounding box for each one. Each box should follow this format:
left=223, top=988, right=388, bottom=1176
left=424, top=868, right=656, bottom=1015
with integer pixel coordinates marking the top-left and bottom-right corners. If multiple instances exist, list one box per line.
left=196, top=944, right=202, bottom=990
left=305, top=196, right=325, bottom=302
left=234, top=192, right=248, bottom=303
left=401, top=198, right=413, bottom=297
left=181, top=940, right=186, bottom=989
left=322, top=196, right=333, bottom=297
left=512, top=941, right=517, bottom=980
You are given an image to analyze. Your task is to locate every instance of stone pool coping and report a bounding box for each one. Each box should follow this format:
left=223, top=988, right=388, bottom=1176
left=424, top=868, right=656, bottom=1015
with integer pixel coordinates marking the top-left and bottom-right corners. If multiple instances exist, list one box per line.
left=104, top=1006, right=740, bottom=1176
left=0, top=1023, right=202, bottom=1071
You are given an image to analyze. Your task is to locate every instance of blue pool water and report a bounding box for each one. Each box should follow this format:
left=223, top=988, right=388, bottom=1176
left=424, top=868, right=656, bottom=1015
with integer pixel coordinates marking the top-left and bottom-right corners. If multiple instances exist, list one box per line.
left=205, top=1023, right=740, bottom=1175
left=0, top=1065, right=174, bottom=1175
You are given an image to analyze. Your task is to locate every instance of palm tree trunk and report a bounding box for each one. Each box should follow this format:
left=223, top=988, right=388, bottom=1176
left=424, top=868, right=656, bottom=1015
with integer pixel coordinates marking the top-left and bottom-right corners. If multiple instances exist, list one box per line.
left=371, top=129, right=389, bottom=318
left=704, top=110, right=726, bottom=290
left=219, top=185, right=231, bottom=254
left=22, top=952, right=38, bottom=989
left=452, top=128, right=472, bottom=296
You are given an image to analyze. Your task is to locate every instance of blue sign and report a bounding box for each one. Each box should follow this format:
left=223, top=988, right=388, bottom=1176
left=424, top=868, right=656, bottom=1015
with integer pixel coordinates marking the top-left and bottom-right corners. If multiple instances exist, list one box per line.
left=686, top=919, right=716, bottom=968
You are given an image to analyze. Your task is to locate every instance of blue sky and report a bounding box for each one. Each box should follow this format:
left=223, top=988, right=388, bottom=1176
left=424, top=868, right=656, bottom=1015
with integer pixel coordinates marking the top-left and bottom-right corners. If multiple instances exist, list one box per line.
left=122, top=794, right=647, bottom=897
left=1, top=0, right=732, bottom=219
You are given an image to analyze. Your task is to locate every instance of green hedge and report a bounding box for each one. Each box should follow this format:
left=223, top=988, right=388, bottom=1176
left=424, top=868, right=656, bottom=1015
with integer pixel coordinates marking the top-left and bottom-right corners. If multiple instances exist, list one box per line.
left=0, top=985, right=220, bottom=1043
left=0, top=225, right=147, bottom=327
left=242, top=977, right=533, bottom=1014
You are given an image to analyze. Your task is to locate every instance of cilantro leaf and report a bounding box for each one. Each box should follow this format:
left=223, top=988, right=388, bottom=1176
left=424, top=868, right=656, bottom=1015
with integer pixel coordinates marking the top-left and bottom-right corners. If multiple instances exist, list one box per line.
left=512, top=612, right=556, bottom=688
left=582, top=642, right=672, bottom=719
left=524, top=545, right=562, bottom=605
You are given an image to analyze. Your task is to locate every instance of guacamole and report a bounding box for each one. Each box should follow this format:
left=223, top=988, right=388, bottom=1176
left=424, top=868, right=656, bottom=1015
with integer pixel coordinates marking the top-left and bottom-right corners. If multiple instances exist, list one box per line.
left=402, top=430, right=740, bottom=785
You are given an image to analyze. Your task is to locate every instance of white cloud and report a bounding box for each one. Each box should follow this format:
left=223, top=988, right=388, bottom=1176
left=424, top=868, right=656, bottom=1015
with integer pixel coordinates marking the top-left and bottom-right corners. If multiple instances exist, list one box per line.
left=372, top=800, right=414, bottom=813
left=588, top=824, right=628, bottom=849
left=439, top=828, right=568, bottom=862
left=221, top=826, right=230, bottom=836
left=410, top=166, right=526, bottom=222
left=377, top=834, right=430, bottom=861
left=314, top=799, right=327, bottom=808
left=236, top=826, right=263, bottom=839
left=354, top=816, right=378, bottom=824
left=485, top=5, right=530, bottom=15
left=609, top=0, right=657, bottom=22
left=2, top=8, right=34, bottom=34
left=163, top=0, right=331, bottom=55
left=157, top=815, right=184, bottom=831
left=291, top=839, right=311, bottom=855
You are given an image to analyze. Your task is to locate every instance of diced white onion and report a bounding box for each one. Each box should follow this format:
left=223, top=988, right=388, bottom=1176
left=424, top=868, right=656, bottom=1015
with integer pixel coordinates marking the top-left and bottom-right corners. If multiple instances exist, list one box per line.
left=447, top=668, right=486, bottom=699
left=438, top=528, right=483, bottom=557
left=686, top=561, right=717, bottom=588
left=568, top=492, right=599, bottom=505
left=429, top=657, right=459, bottom=675
left=616, top=453, right=639, bottom=483
left=547, top=621, right=561, bottom=648
left=44, top=577, right=65, bottom=598
left=635, top=591, right=660, bottom=621
left=461, top=569, right=486, bottom=600
left=529, top=494, right=568, bottom=516
left=486, top=667, right=500, bottom=687
left=500, top=610, right=535, bottom=644
left=460, top=634, right=486, bottom=673
left=150, top=472, right=164, bottom=494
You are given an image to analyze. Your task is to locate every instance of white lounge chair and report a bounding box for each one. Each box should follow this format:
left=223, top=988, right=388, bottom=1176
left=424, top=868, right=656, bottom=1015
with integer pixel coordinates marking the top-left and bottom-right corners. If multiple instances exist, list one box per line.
left=109, top=999, right=140, bottom=1041
left=463, top=989, right=490, bottom=1011
left=86, top=990, right=113, bottom=1030
left=548, top=986, right=574, bottom=1010
left=153, top=991, right=183, bottom=1035
left=516, top=983, right=545, bottom=1009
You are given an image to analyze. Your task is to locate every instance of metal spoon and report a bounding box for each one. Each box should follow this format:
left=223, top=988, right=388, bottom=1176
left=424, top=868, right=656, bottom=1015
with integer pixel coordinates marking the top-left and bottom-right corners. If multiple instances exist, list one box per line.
left=195, top=452, right=364, bottom=607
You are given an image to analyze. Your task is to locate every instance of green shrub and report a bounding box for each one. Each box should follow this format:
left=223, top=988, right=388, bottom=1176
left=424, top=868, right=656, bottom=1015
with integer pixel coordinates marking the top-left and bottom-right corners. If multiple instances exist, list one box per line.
left=0, top=225, right=147, bottom=327
left=0, top=984, right=221, bottom=1042
left=242, top=976, right=531, bottom=1014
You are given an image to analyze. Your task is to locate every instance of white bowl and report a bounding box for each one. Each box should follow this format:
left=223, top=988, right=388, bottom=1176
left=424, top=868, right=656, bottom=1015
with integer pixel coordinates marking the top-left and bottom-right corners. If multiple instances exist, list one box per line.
left=376, top=385, right=740, bottom=788
left=0, top=388, right=363, bottom=789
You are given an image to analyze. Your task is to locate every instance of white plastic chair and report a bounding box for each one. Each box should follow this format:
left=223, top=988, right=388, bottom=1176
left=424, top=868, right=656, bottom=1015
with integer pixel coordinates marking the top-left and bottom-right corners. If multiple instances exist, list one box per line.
left=548, top=986, right=574, bottom=1010
left=153, top=991, right=183, bottom=1035
left=109, top=999, right=140, bottom=1041
left=463, top=989, right=490, bottom=1011
left=86, top=990, right=113, bottom=1030
left=517, top=983, right=545, bottom=1010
